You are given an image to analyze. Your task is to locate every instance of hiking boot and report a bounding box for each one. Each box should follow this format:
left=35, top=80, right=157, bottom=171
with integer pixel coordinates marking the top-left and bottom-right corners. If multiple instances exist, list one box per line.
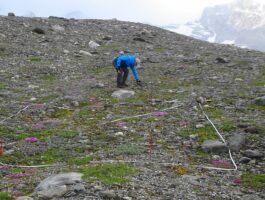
left=117, top=84, right=125, bottom=88
left=122, top=83, right=129, bottom=87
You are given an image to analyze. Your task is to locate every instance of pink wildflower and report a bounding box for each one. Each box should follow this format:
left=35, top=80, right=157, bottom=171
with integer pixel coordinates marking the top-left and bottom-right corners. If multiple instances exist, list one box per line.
left=12, top=191, right=25, bottom=197
left=0, top=165, right=12, bottom=170
left=32, top=123, right=45, bottom=129
left=25, top=137, right=38, bottom=143
left=116, top=122, right=127, bottom=128
left=212, top=160, right=232, bottom=168
left=32, top=119, right=60, bottom=129
left=233, top=177, right=242, bottom=184
left=6, top=172, right=31, bottom=178
left=32, top=103, right=45, bottom=109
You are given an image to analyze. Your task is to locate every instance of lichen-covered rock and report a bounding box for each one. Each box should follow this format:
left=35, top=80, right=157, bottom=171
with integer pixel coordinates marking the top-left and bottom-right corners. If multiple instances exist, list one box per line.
left=111, top=89, right=135, bottom=99
left=35, top=173, right=83, bottom=198
left=228, top=133, right=246, bottom=152
left=243, top=149, right=263, bottom=158
left=201, top=140, right=228, bottom=153
left=254, top=96, right=265, bottom=106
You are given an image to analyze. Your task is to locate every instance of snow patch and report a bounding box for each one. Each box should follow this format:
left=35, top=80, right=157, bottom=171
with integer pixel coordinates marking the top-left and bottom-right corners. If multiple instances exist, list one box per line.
left=207, top=33, right=216, bottom=43
left=167, top=24, right=193, bottom=36
left=221, top=40, right=235, bottom=44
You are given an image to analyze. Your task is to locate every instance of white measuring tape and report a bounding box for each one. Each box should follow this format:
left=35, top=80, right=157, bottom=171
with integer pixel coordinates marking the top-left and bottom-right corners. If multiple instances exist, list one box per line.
left=198, top=103, right=237, bottom=171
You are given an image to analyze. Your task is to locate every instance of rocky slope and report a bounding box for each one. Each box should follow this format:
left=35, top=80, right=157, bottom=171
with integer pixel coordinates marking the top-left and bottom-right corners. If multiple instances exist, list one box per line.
left=0, top=15, right=264, bottom=200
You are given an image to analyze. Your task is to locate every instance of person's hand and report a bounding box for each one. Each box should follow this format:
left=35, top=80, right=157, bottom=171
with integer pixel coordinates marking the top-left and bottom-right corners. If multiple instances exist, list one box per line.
left=136, top=80, right=142, bottom=86
left=116, top=68, right=121, bottom=73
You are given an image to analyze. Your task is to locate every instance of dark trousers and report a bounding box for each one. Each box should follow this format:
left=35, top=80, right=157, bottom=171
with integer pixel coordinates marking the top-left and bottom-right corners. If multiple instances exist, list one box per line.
left=117, top=66, right=129, bottom=87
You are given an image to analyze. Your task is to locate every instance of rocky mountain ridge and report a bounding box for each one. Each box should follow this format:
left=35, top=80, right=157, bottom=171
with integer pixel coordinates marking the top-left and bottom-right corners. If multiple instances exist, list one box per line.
left=164, top=0, right=265, bottom=52
left=0, top=15, right=264, bottom=199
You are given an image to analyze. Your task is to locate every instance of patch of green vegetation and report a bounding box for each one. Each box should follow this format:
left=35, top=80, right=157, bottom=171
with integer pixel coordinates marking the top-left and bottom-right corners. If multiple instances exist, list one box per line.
left=222, top=98, right=235, bottom=105
left=0, top=141, right=69, bottom=165
left=92, top=92, right=113, bottom=105
left=30, top=56, right=41, bottom=62
left=196, top=150, right=209, bottom=158
left=33, top=148, right=67, bottom=164
left=0, top=82, right=6, bottom=90
left=204, top=107, right=224, bottom=118
left=220, top=119, right=236, bottom=132
left=159, top=79, right=180, bottom=90
left=0, top=126, right=11, bottom=137
left=0, top=192, right=14, bottom=200
left=76, top=107, right=106, bottom=128
left=180, top=79, right=204, bottom=87
left=74, top=146, right=89, bottom=154
left=78, top=100, right=89, bottom=107
left=0, top=152, right=29, bottom=165
left=249, top=135, right=262, bottom=142
left=195, top=58, right=205, bottom=65
left=196, top=126, right=218, bottom=143
left=250, top=104, right=265, bottom=112
left=78, top=107, right=105, bottom=118
left=5, top=167, right=23, bottom=173
left=242, top=173, right=265, bottom=190
left=109, top=96, right=120, bottom=104
left=177, top=128, right=191, bottom=137
left=178, top=126, right=217, bottom=143
left=60, top=130, right=78, bottom=138
left=112, top=144, right=145, bottom=156
left=252, top=80, right=265, bottom=86
left=81, top=163, right=136, bottom=186
left=40, top=74, right=57, bottom=82
left=156, top=139, right=168, bottom=146
left=14, top=132, right=30, bottom=140
left=35, top=129, right=58, bottom=139
left=87, top=66, right=113, bottom=76
left=0, top=126, right=17, bottom=140
left=93, top=132, right=117, bottom=143
left=68, top=156, right=93, bottom=165
left=15, top=95, right=30, bottom=102
left=125, top=93, right=149, bottom=104
left=0, top=51, right=7, bottom=57
left=49, top=108, right=73, bottom=119
left=236, top=59, right=249, bottom=65
left=39, top=94, right=58, bottom=102
left=192, top=188, right=203, bottom=193
left=237, top=89, right=250, bottom=98
left=146, top=117, right=159, bottom=123
left=262, top=69, right=265, bottom=76
left=154, top=48, right=166, bottom=53
left=99, top=44, right=118, bottom=50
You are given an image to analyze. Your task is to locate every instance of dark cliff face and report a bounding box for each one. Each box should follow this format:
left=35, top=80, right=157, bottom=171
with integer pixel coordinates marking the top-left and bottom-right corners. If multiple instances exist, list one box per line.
left=0, top=15, right=264, bottom=199
left=197, top=0, right=265, bottom=51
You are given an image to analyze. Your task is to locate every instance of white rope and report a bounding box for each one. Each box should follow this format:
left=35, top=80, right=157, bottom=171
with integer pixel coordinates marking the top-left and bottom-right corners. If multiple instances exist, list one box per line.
left=0, top=162, right=57, bottom=168
left=110, top=104, right=182, bottom=123
left=0, top=105, right=30, bottom=124
left=89, top=159, right=236, bottom=171
left=198, top=103, right=237, bottom=171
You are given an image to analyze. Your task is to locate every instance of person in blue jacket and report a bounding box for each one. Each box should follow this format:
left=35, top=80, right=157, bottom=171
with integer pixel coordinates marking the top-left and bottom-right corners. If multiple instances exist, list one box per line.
left=112, top=54, right=142, bottom=88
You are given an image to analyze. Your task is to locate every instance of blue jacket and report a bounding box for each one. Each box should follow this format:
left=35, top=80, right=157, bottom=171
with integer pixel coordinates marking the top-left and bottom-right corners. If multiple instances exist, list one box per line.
left=114, top=55, right=139, bottom=81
